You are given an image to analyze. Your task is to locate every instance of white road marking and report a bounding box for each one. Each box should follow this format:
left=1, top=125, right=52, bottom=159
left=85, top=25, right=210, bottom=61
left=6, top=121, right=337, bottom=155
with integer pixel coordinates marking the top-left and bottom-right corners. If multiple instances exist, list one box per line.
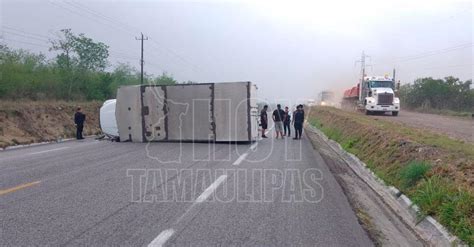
left=147, top=151, right=237, bottom=246
left=250, top=142, right=258, bottom=150
left=232, top=152, right=248, bottom=166
left=148, top=175, right=228, bottom=246
left=148, top=229, right=175, bottom=247
left=195, top=175, right=228, bottom=203
left=29, top=147, right=70, bottom=155
left=264, top=125, right=274, bottom=135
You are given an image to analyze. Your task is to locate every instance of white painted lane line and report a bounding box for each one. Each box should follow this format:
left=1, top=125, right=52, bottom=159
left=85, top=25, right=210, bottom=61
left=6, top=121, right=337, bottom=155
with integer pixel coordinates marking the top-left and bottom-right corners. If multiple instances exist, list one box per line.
left=264, top=125, right=274, bottom=135
left=250, top=142, right=258, bottom=150
left=195, top=175, right=228, bottom=203
left=148, top=175, right=228, bottom=246
left=232, top=153, right=248, bottom=166
left=29, top=147, right=70, bottom=155
left=148, top=229, right=175, bottom=247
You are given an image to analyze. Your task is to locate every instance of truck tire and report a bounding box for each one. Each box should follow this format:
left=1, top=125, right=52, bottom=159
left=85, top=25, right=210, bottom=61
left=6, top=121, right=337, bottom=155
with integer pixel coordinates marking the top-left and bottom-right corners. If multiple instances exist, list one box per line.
left=392, top=111, right=399, bottom=116
left=365, top=110, right=372, bottom=115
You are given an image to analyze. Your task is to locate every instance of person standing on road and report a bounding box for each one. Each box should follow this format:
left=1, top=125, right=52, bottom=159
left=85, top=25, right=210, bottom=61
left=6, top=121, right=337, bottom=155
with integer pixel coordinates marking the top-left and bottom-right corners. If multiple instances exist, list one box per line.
left=272, top=104, right=286, bottom=139
left=283, top=106, right=291, bottom=137
left=74, top=107, right=86, bottom=140
left=260, top=105, right=269, bottom=138
left=292, top=104, right=305, bottom=140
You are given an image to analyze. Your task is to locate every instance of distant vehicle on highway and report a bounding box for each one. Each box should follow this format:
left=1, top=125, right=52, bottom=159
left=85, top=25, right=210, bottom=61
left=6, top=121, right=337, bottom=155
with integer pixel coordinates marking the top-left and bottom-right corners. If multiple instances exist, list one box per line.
left=307, top=99, right=317, bottom=107
left=318, top=91, right=336, bottom=107
left=342, top=75, right=400, bottom=116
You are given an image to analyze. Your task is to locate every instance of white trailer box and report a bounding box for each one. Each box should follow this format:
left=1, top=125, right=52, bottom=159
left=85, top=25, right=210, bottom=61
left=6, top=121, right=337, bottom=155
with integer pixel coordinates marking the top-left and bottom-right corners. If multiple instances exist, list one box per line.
left=115, top=82, right=258, bottom=143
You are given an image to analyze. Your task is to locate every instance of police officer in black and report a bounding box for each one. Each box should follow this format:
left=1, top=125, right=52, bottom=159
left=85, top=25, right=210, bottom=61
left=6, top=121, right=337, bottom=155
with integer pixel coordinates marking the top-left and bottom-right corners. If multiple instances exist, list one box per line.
left=260, top=105, right=268, bottom=138
left=283, top=106, right=291, bottom=136
left=292, top=104, right=305, bottom=140
left=74, top=107, right=86, bottom=140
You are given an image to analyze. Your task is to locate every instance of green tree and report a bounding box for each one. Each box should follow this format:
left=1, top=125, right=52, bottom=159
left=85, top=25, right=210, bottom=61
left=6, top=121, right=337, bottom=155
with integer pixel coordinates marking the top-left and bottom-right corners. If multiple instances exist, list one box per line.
left=50, top=29, right=75, bottom=70
left=73, top=33, right=109, bottom=71
left=0, top=31, right=181, bottom=101
left=154, top=72, right=176, bottom=85
left=49, top=29, right=109, bottom=99
left=399, top=77, right=474, bottom=112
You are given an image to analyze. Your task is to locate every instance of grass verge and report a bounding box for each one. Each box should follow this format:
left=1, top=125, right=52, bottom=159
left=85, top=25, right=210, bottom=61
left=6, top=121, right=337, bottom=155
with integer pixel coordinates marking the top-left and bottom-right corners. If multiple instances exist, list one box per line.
left=308, top=106, right=474, bottom=245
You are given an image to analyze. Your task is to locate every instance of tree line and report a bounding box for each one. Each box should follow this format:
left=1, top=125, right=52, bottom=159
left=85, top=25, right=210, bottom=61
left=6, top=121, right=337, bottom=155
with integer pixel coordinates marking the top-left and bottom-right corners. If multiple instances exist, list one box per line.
left=399, top=77, right=473, bottom=112
left=0, top=29, right=179, bottom=101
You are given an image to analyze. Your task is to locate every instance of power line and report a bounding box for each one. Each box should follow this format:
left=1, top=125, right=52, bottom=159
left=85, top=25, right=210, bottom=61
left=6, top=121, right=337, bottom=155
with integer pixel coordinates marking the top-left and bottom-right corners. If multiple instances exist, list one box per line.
left=66, top=1, right=141, bottom=34
left=3, top=26, right=142, bottom=62
left=3, top=30, right=50, bottom=43
left=49, top=0, right=181, bottom=76
left=421, top=64, right=473, bottom=71
left=1, top=38, right=50, bottom=48
left=2, top=35, right=143, bottom=67
left=49, top=0, right=148, bottom=48
left=147, top=37, right=203, bottom=74
left=395, top=43, right=472, bottom=61
left=59, top=0, right=206, bottom=76
left=13, top=1, right=195, bottom=79
left=373, top=43, right=473, bottom=66
left=3, top=26, right=52, bottom=40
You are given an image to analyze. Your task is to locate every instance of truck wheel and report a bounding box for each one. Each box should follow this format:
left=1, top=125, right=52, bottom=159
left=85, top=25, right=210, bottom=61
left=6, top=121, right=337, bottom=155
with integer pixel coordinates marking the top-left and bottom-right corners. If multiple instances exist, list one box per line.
left=392, top=111, right=399, bottom=116
left=365, top=110, right=372, bottom=115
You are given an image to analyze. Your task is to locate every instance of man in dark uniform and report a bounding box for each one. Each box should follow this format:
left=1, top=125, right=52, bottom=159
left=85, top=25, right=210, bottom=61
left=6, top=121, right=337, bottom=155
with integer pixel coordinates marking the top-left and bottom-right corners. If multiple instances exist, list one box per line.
left=260, top=105, right=268, bottom=138
left=283, top=106, right=291, bottom=136
left=74, top=107, right=86, bottom=140
left=292, top=104, right=305, bottom=140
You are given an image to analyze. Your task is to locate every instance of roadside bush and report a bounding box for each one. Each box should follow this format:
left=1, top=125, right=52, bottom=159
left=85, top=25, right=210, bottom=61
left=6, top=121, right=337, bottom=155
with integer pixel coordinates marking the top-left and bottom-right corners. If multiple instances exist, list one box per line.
left=308, top=118, right=323, bottom=129
left=439, top=190, right=474, bottom=245
left=399, top=77, right=473, bottom=113
left=412, top=176, right=448, bottom=216
left=413, top=176, right=473, bottom=245
left=323, top=127, right=342, bottom=142
left=0, top=38, right=178, bottom=101
left=342, top=138, right=359, bottom=153
left=399, top=161, right=431, bottom=190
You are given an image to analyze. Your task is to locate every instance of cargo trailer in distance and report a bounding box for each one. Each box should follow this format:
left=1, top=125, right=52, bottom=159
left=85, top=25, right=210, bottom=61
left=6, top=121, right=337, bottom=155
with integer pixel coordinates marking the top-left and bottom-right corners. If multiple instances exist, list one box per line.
left=104, top=81, right=259, bottom=143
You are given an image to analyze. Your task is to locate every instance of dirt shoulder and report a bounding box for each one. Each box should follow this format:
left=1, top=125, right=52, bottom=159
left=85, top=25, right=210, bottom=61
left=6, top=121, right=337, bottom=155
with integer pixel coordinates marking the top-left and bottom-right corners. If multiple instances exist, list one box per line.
left=0, top=100, right=101, bottom=149
left=368, top=110, right=473, bottom=144
left=307, top=106, right=473, bottom=245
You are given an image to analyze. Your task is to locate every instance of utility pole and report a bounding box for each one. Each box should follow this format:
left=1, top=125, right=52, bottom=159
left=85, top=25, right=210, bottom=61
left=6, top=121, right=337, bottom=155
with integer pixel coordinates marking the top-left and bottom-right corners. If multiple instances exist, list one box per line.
left=355, top=51, right=370, bottom=102
left=135, top=33, right=148, bottom=84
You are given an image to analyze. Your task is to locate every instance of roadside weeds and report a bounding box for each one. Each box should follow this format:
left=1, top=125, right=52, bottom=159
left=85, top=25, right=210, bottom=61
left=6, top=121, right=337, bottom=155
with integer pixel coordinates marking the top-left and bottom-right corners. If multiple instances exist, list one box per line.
left=306, top=128, right=423, bottom=246
left=307, top=106, right=473, bottom=245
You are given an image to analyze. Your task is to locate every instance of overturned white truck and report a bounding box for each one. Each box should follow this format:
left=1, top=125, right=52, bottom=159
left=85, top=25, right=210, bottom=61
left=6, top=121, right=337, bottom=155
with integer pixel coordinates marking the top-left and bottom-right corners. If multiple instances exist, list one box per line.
left=100, top=82, right=259, bottom=143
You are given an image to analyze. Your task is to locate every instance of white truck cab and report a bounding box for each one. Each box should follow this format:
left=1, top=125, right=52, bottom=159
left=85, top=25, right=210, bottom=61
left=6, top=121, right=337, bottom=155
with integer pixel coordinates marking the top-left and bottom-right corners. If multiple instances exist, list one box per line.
left=362, top=76, right=400, bottom=116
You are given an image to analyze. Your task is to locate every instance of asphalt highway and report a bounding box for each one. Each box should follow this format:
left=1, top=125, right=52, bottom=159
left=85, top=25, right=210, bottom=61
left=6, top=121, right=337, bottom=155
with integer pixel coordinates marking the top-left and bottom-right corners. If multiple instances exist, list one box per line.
left=0, top=127, right=373, bottom=246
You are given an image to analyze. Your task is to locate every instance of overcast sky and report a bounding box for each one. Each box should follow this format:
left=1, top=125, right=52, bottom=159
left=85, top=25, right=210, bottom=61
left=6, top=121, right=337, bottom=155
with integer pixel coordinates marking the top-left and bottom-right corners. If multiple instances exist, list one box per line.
left=1, top=0, right=472, bottom=101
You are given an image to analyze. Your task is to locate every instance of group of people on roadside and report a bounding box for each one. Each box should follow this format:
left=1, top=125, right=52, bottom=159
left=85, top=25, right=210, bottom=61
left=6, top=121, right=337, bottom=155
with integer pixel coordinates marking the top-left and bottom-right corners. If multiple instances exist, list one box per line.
left=260, top=104, right=305, bottom=140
